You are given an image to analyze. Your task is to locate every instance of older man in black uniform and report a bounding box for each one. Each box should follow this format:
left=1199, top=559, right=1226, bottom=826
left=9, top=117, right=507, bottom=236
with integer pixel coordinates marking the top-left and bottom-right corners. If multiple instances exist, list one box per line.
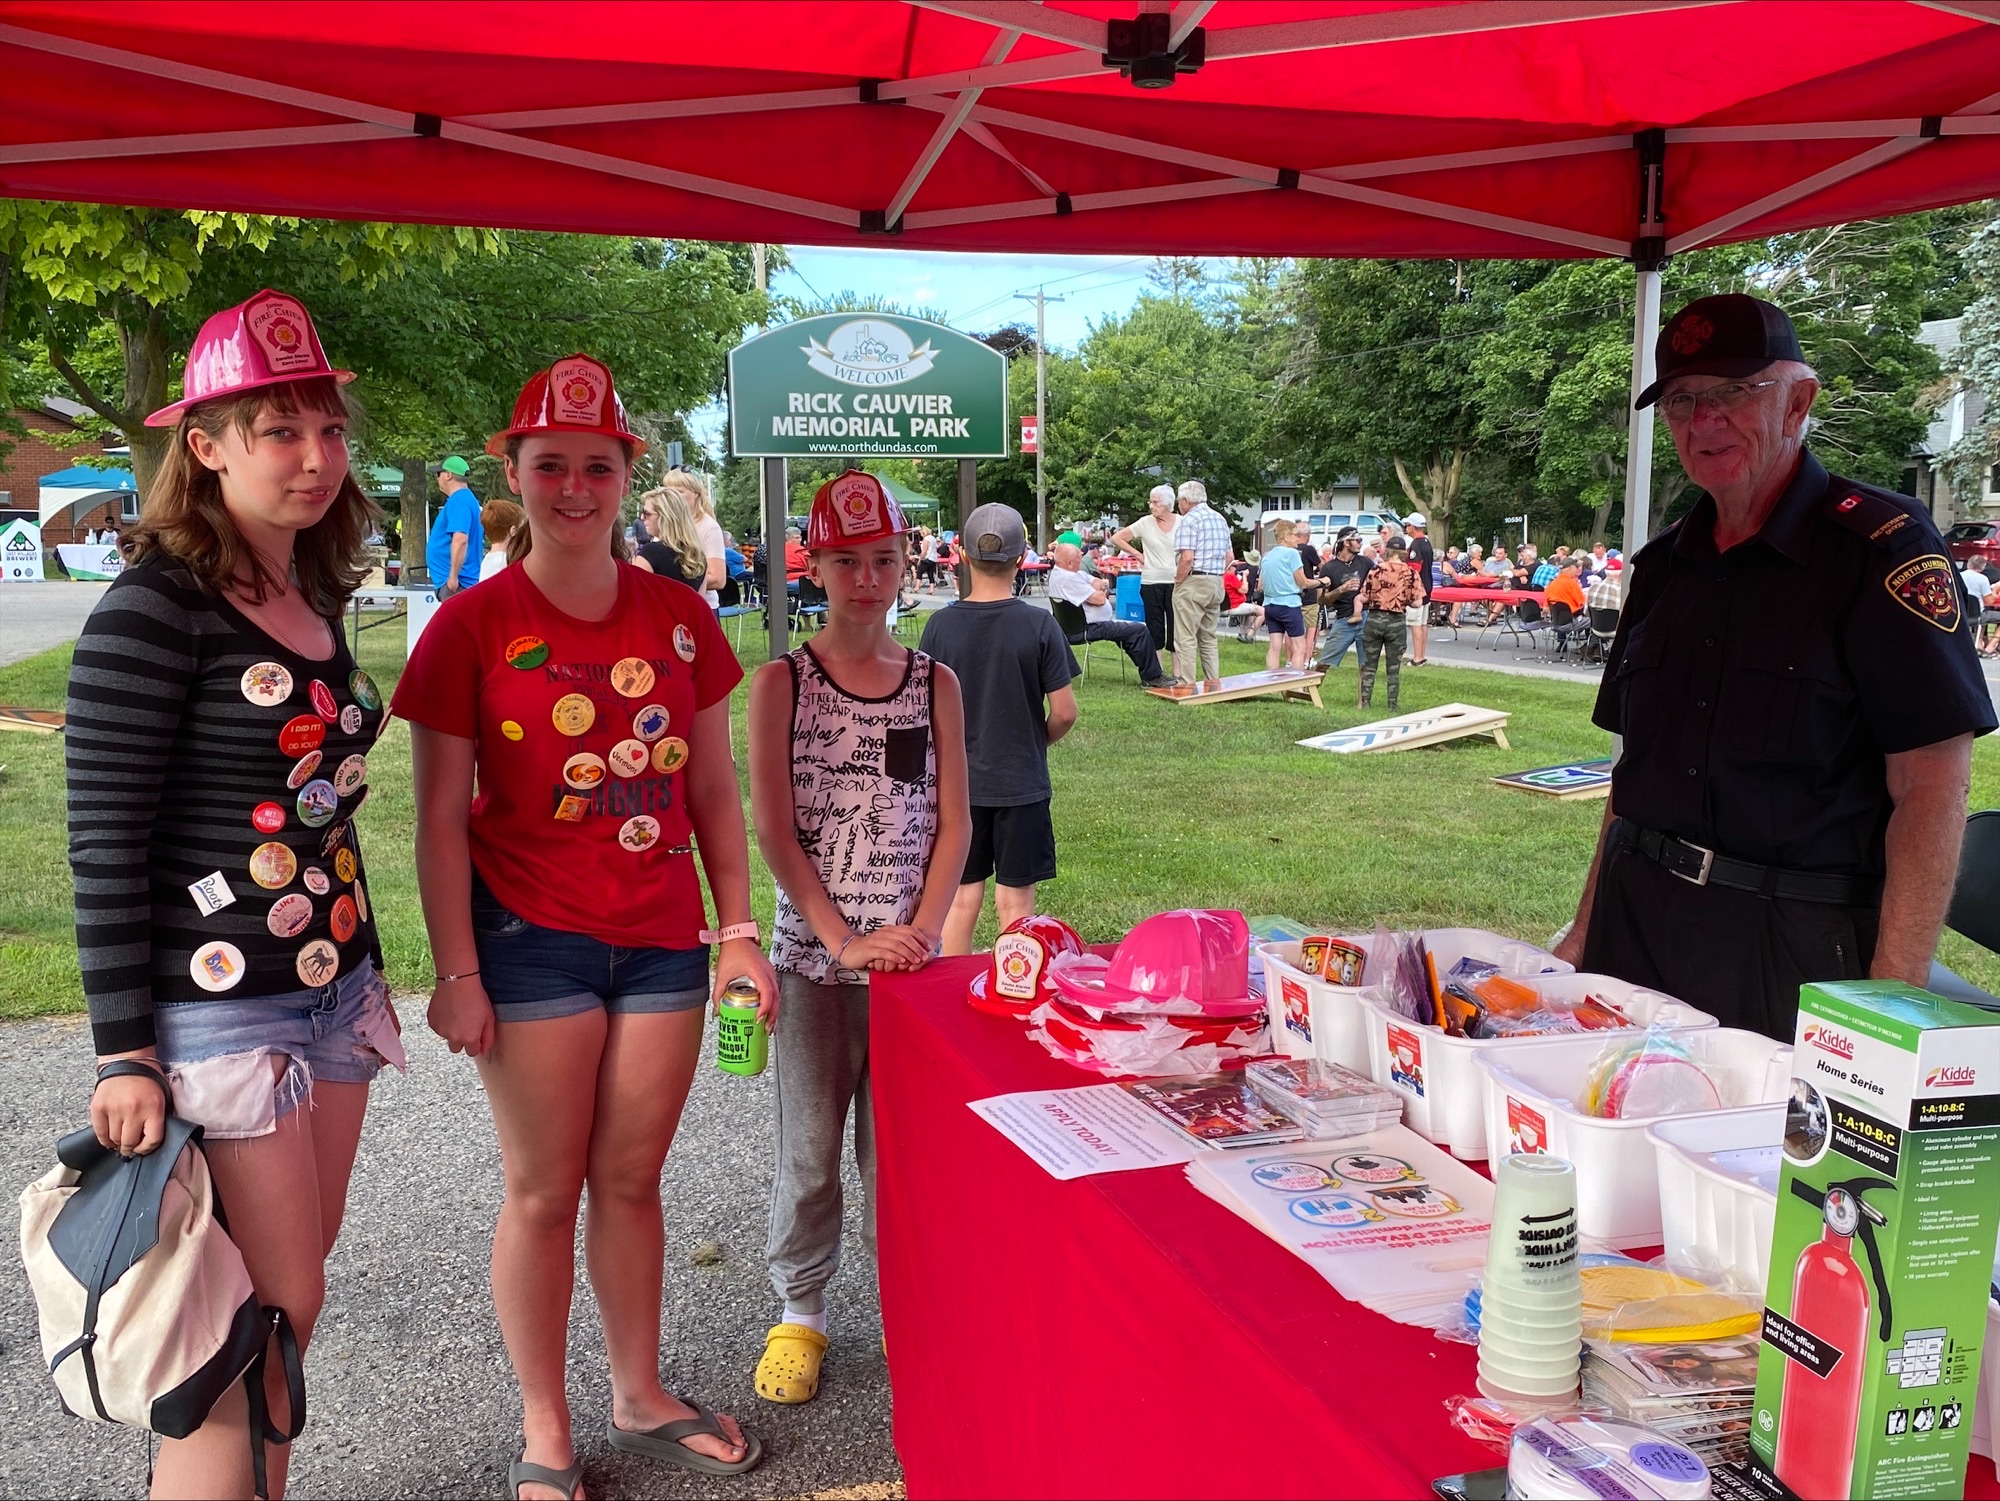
left=1553, top=294, right=1995, bottom=1041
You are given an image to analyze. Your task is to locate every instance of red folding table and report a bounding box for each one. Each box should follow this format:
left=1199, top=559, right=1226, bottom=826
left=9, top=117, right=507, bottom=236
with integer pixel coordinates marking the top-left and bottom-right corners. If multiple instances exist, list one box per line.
left=871, top=956, right=2000, bottom=1499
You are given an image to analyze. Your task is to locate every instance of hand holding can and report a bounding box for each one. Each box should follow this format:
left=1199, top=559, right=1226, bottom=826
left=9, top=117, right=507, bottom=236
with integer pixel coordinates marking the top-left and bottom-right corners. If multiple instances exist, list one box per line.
left=716, top=974, right=770, bottom=1077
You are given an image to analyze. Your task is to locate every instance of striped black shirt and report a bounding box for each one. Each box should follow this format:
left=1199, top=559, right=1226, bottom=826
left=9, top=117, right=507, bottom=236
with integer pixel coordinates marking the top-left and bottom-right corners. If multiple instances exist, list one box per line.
left=65, top=553, right=385, bottom=1055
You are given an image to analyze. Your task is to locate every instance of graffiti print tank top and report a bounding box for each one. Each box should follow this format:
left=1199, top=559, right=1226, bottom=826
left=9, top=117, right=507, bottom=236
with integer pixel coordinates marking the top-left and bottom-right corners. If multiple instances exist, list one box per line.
left=770, top=644, right=940, bottom=983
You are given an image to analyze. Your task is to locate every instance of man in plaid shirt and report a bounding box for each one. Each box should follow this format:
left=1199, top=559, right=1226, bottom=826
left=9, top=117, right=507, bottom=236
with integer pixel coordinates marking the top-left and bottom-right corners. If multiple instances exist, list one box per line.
left=1170, top=479, right=1233, bottom=686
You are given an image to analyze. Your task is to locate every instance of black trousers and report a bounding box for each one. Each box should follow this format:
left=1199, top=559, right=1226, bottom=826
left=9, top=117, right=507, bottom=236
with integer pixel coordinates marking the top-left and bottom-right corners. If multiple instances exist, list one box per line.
left=1580, top=821, right=1879, bottom=1043
left=1082, top=619, right=1168, bottom=683
left=1139, top=581, right=1176, bottom=655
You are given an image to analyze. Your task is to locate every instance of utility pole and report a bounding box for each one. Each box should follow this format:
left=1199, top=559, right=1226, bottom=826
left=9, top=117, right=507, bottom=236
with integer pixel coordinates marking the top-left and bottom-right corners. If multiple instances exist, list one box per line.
left=1017, top=286, right=1063, bottom=552
left=752, top=244, right=790, bottom=662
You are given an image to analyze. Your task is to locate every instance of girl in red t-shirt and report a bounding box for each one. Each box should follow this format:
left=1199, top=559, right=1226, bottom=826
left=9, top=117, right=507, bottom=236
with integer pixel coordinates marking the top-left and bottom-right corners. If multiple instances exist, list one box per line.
left=397, top=355, right=773, bottom=1495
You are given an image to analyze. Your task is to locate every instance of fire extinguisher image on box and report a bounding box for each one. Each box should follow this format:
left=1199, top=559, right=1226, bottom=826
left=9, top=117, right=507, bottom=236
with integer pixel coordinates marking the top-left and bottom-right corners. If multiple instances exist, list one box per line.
left=1776, top=1176, right=1895, bottom=1500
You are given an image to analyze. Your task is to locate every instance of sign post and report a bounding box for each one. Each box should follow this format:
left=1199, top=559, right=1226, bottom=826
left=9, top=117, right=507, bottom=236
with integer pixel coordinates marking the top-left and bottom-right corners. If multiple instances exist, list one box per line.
left=729, top=313, right=1008, bottom=654
left=0, top=518, right=43, bottom=582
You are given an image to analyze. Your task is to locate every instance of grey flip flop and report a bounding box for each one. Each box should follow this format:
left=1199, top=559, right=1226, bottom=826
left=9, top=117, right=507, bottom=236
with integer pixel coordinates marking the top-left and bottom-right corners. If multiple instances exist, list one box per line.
left=606, top=1404, right=764, bottom=1476
left=508, top=1457, right=584, bottom=1500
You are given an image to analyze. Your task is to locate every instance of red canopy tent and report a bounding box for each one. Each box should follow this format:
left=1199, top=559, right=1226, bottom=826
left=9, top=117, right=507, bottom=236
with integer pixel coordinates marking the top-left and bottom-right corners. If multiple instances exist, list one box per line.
left=4, top=0, right=2000, bottom=549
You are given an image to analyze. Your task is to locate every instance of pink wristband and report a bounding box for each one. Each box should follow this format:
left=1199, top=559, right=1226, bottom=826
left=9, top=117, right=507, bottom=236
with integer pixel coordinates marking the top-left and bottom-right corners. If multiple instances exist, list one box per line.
left=700, top=922, right=760, bottom=944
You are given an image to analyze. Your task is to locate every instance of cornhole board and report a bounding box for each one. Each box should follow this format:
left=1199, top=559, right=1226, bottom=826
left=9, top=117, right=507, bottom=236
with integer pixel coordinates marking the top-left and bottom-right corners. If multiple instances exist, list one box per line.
left=0, top=705, right=64, bottom=734
left=1491, top=758, right=1614, bottom=800
left=1148, top=668, right=1325, bottom=709
left=1295, top=702, right=1509, bottom=755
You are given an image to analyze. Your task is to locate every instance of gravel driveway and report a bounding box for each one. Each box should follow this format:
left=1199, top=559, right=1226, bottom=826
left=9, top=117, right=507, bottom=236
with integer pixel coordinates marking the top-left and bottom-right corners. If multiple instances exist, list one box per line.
left=0, top=1012, right=900, bottom=1500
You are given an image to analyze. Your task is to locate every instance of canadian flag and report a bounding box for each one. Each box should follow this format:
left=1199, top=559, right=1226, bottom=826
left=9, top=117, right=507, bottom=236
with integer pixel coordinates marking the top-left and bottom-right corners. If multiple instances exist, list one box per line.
left=1020, top=415, right=1039, bottom=454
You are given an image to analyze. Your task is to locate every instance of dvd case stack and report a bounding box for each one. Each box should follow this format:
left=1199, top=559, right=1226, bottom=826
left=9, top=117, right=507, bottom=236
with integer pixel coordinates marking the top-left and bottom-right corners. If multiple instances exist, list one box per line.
left=1242, top=1057, right=1404, bottom=1139
left=1582, top=1338, right=1758, bottom=1467
left=1118, top=1074, right=1304, bottom=1149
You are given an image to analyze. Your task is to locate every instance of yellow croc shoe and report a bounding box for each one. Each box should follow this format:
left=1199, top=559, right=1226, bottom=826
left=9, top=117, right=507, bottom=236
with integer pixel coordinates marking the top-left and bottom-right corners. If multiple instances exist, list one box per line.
left=755, top=1322, right=828, bottom=1404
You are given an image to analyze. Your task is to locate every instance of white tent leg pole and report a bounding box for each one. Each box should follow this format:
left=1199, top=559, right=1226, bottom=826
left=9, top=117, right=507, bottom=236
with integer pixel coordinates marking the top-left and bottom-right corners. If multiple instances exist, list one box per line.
left=1623, top=266, right=1662, bottom=552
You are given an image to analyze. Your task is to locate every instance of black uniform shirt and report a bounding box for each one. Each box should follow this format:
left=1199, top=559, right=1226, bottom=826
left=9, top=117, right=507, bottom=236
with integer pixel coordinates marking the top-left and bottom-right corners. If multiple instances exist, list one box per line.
left=1594, top=450, right=1995, bottom=875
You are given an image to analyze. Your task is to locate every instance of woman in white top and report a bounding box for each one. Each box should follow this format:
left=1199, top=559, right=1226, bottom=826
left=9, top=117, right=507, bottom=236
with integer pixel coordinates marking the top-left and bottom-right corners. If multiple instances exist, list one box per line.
left=662, top=469, right=727, bottom=606
left=1109, top=482, right=1181, bottom=657
left=477, top=497, right=524, bottom=580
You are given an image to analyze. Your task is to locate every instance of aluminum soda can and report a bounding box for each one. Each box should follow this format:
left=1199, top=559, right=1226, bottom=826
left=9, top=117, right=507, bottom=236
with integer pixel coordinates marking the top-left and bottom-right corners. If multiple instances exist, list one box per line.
left=715, top=975, right=768, bottom=1078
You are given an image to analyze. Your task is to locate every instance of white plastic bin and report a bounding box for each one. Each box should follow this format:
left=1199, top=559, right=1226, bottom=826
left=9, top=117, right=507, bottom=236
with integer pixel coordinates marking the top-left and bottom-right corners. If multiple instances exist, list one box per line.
left=1259, top=937, right=1376, bottom=1067
left=1362, top=971, right=1716, bottom=1161
left=1260, top=928, right=1572, bottom=1073
left=1478, top=1028, right=1793, bottom=1244
left=1646, top=1104, right=1783, bottom=1289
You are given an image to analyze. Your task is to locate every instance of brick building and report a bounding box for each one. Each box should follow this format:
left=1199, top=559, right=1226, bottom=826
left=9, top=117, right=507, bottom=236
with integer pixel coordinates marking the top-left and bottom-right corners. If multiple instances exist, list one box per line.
left=0, top=397, right=131, bottom=545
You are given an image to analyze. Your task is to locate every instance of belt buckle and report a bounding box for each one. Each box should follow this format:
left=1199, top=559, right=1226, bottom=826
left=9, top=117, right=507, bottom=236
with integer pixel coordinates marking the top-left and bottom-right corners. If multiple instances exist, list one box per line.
left=1669, top=839, right=1715, bottom=887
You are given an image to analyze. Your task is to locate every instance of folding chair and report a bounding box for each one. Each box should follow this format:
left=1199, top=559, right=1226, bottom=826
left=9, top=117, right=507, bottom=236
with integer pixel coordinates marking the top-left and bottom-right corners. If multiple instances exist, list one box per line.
left=1586, top=607, right=1621, bottom=664
left=714, top=578, right=750, bottom=650
left=1924, top=810, right=2000, bottom=1010
left=1544, top=600, right=1586, bottom=658
left=793, top=577, right=829, bottom=632
left=1049, top=599, right=1127, bottom=681
left=1495, top=597, right=1548, bottom=650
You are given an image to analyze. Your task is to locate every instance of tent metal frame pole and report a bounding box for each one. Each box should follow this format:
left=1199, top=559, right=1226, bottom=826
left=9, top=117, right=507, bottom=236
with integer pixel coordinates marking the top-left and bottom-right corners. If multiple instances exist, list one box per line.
left=764, top=457, right=788, bottom=662
left=1623, top=268, right=1662, bottom=555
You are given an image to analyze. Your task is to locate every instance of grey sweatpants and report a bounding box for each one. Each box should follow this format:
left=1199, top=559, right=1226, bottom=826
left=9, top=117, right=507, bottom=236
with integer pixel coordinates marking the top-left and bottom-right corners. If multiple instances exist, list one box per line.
left=765, top=969, right=875, bottom=1315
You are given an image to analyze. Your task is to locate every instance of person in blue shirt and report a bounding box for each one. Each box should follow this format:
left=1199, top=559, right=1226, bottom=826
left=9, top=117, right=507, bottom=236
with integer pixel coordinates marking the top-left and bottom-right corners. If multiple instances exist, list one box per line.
left=1258, top=520, right=1312, bottom=670
left=426, top=454, right=484, bottom=596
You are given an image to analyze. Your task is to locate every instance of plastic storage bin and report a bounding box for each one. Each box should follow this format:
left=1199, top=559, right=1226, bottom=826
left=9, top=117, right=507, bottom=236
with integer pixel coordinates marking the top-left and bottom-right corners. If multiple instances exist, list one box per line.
left=1362, top=971, right=1717, bottom=1161
left=1259, top=936, right=1375, bottom=1066
left=1478, top=1027, right=1793, bottom=1244
left=1646, top=1103, right=1783, bottom=1289
left=1259, top=928, right=1572, bottom=1072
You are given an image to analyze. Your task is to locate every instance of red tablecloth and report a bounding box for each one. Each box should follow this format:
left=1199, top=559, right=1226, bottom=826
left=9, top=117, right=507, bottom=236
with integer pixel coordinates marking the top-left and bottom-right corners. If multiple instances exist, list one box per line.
left=1431, top=586, right=1547, bottom=606
left=871, top=957, right=2000, bottom=1500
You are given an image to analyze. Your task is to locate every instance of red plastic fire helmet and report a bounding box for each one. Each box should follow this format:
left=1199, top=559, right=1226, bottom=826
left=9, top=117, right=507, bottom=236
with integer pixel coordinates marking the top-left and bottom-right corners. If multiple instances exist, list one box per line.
left=805, top=469, right=911, bottom=551
left=487, top=353, right=648, bottom=457
left=145, top=289, right=355, bottom=428
left=967, top=914, right=1086, bottom=1019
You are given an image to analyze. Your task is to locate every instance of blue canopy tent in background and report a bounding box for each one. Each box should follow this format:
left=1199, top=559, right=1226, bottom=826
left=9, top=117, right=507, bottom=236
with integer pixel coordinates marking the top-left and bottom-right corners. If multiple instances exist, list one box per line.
left=37, top=466, right=137, bottom=581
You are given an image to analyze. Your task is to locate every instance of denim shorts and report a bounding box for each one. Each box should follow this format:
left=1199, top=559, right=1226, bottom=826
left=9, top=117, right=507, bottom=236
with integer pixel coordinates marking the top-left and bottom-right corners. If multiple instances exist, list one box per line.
left=152, top=962, right=403, bottom=1139
left=471, top=876, right=709, bottom=1022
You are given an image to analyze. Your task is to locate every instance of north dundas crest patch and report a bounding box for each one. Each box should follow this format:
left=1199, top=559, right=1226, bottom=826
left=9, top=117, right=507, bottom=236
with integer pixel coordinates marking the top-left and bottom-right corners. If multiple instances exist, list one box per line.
left=1885, top=554, right=1961, bottom=632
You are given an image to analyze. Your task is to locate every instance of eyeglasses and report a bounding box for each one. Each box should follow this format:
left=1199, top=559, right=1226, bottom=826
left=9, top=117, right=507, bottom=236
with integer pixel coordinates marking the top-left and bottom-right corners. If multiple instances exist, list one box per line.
left=1659, top=379, right=1782, bottom=422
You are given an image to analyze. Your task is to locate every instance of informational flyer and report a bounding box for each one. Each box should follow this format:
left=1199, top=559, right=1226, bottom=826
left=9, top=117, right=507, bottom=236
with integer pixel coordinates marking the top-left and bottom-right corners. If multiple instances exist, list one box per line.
left=1185, top=1125, right=1496, bottom=1326
left=970, top=1084, right=1198, bottom=1181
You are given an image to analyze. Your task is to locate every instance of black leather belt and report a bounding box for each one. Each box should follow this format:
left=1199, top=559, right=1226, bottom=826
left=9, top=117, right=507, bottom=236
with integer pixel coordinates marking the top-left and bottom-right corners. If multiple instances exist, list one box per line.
left=1626, top=824, right=1879, bottom=906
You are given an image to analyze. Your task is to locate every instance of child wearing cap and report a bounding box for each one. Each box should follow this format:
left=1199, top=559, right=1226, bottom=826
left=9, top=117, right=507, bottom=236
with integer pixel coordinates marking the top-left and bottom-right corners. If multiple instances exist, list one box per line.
left=398, top=354, right=773, bottom=1494
left=67, top=289, right=401, bottom=1496
left=747, top=469, right=970, bottom=1404
left=919, top=502, right=1079, bottom=953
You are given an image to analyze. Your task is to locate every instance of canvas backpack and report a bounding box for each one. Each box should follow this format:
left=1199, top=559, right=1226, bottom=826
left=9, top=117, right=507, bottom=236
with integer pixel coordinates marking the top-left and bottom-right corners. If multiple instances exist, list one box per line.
left=19, top=1063, right=304, bottom=1492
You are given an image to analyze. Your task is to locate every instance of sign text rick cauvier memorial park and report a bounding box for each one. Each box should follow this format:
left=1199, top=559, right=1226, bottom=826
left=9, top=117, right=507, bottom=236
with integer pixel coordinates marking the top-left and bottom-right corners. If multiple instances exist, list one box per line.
left=729, top=312, right=1007, bottom=459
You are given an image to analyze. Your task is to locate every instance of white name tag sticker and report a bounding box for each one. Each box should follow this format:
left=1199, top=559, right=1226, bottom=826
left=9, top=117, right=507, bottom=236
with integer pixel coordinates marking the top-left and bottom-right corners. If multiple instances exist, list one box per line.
left=189, top=871, right=238, bottom=916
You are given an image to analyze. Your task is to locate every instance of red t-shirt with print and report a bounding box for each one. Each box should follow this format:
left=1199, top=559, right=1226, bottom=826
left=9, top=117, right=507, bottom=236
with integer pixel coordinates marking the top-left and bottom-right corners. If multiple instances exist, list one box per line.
left=392, top=562, right=743, bottom=947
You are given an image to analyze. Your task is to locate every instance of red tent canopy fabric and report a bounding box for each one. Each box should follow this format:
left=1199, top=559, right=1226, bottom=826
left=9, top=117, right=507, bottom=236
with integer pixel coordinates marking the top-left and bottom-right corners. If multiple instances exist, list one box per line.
left=3, top=0, right=2000, bottom=261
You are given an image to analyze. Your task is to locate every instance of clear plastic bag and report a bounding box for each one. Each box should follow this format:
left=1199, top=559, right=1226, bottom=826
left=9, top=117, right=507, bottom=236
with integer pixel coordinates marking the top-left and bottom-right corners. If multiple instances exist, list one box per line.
left=1580, top=1025, right=1721, bottom=1120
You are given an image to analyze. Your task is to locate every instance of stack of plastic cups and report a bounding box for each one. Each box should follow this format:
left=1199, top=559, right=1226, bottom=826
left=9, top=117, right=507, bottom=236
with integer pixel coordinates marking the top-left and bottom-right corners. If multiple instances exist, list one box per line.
left=1477, top=1152, right=1583, bottom=1407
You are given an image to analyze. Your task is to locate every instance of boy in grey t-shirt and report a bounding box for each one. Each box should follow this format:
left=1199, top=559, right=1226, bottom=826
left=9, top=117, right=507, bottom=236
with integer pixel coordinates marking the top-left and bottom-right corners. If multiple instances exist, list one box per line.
left=918, top=503, right=1078, bottom=954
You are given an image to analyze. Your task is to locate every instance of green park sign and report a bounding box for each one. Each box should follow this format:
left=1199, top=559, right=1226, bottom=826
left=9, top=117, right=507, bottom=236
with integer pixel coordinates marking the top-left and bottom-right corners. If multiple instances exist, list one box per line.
left=728, top=313, right=1007, bottom=459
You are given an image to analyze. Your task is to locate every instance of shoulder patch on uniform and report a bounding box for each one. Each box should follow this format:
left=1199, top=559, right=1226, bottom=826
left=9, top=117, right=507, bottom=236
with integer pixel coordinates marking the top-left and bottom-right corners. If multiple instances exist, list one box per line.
left=1885, top=553, right=1962, bottom=632
left=1825, top=489, right=1915, bottom=547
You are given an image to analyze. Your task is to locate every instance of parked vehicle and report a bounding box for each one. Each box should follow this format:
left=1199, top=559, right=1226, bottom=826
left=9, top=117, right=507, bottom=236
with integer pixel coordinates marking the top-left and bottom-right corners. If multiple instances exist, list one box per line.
left=1946, top=519, right=2000, bottom=568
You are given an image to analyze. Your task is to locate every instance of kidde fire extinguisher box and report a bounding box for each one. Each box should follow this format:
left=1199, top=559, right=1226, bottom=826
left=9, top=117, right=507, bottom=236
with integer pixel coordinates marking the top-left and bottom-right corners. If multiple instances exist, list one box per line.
left=1747, top=981, right=2000, bottom=1500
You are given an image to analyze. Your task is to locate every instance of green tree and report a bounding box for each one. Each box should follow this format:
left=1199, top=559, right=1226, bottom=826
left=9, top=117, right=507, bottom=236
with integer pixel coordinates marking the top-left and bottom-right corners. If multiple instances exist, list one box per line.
left=0, top=200, right=499, bottom=498
left=1059, top=293, right=1267, bottom=527
left=1942, top=210, right=2000, bottom=511
left=1276, top=258, right=1552, bottom=543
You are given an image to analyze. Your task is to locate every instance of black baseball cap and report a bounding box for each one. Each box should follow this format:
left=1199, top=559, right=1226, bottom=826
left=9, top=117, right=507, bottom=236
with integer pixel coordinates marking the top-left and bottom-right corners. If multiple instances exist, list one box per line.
left=1635, top=294, right=1804, bottom=410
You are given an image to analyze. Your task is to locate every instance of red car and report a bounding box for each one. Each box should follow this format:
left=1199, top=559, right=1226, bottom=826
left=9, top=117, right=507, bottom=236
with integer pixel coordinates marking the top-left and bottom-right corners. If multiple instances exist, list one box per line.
left=1946, top=520, right=2000, bottom=568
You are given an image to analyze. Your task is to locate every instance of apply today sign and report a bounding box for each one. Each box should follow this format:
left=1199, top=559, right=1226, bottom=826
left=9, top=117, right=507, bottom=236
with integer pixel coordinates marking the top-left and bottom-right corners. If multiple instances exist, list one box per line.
left=728, top=313, right=1008, bottom=459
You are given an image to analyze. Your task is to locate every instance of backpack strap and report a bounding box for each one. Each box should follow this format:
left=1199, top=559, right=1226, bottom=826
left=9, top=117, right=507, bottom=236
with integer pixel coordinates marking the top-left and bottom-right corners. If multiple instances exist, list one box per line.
left=242, top=1306, right=307, bottom=1501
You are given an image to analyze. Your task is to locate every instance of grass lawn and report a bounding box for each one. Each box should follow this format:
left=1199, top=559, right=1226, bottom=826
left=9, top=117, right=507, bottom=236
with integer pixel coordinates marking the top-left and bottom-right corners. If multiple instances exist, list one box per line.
left=5, top=616, right=1999, bottom=1017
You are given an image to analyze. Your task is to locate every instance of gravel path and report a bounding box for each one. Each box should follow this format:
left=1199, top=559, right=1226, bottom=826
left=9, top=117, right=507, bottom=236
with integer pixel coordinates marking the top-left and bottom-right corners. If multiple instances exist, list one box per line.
left=0, top=1011, right=900, bottom=1500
